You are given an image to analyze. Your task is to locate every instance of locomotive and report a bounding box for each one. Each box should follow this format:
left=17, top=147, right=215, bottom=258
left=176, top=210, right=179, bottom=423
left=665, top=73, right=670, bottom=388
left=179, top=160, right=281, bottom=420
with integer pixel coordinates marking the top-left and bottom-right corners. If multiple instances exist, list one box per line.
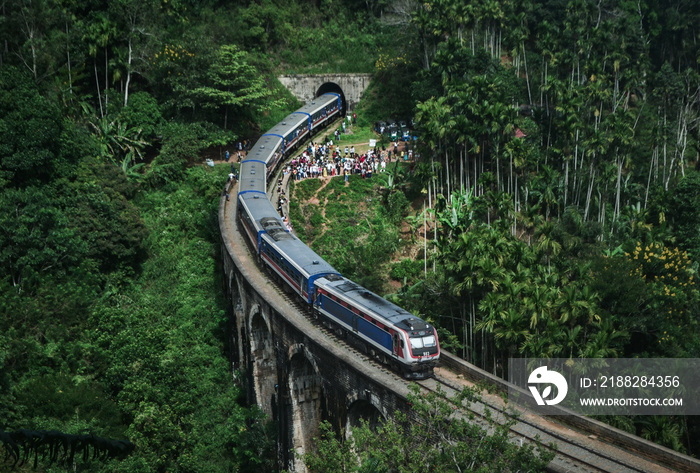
left=234, top=92, right=439, bottom=379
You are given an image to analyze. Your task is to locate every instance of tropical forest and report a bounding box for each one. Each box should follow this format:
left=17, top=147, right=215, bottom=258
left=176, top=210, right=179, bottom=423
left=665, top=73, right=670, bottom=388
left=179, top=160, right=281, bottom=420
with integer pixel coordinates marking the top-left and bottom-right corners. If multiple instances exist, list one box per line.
left=1, top=0, right=700, bottom=471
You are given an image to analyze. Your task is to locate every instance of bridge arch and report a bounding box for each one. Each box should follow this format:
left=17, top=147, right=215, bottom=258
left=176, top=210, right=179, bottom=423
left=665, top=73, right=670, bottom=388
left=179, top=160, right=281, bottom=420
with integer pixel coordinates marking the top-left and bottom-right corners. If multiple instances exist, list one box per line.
left=316, top=82, right=346, bottom=116
left=345, top=390, right=389, bottom=437
left=287, top=345, right=324, bottom=472
left=345, top=397, right=385, bottom=437
left=249, top=309, right=278, bottom=417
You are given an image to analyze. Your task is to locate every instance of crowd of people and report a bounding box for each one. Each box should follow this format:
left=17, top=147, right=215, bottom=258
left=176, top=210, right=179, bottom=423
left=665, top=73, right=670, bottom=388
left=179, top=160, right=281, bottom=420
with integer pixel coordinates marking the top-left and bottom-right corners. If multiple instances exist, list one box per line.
left=224, top=117, right=415, bottom=232
left=281, top=138, right=409, bottom=185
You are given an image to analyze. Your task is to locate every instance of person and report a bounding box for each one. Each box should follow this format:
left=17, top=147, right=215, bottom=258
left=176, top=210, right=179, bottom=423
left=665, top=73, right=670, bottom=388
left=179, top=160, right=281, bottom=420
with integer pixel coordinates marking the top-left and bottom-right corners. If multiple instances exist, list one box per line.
left=228, top=172, right=235, bottom=182
left=225, top=150, right=230, bottom=162
left=223, top=188, right=229, bottom=201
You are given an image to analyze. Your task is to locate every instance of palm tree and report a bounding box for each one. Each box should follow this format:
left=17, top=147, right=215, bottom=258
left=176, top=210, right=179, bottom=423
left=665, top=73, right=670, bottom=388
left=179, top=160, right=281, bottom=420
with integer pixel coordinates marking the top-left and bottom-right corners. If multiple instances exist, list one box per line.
left=535, top=221, right=562, bottom=271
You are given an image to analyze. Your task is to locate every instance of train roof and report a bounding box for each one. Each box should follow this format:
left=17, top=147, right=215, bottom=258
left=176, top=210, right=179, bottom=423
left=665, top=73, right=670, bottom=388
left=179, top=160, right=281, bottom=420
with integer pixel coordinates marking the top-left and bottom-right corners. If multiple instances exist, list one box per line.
left=238, top=160, right=267, bottom=194
left=265, top=235, right=339, bottom=278
left=297, top=94, right=339, bottom=115
left=267, top=112, right=308, bottom=138
left=317, top=276, right=433, bottom=333
left=247, top=134, right=283, bottom=165
left=238, top=192, right=279, bottom=228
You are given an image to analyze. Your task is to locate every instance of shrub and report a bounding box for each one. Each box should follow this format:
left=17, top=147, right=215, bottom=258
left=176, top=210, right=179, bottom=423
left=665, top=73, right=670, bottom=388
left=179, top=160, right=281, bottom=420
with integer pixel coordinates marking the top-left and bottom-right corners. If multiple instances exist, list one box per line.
left=386, top=190, right=410, bottom=224
left=390, top=258, right=424, bottom=283
left=120, top=92, right=165, bottom=141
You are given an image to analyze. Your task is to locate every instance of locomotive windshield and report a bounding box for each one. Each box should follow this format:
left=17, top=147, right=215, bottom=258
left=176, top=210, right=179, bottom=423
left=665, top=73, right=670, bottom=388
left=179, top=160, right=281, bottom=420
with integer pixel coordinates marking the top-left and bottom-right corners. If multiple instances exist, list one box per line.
left=409, top=335, right=437, bottom=350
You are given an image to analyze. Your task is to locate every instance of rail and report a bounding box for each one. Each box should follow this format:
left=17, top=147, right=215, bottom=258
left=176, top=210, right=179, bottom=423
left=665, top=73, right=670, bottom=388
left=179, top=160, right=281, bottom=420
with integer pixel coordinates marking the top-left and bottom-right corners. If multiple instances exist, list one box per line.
left=219, top=154, right=700, bottom=473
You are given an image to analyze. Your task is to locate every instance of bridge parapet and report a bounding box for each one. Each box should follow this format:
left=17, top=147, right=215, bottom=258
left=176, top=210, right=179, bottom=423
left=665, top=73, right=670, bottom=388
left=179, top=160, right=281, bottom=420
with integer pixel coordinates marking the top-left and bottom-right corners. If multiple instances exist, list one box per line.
left=219, top=183, right=700, bottom=472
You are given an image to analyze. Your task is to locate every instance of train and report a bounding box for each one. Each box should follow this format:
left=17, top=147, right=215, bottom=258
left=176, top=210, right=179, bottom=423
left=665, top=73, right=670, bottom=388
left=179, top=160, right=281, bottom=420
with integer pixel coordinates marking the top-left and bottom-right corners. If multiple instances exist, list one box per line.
left=234, top=92, right=439, bottom=379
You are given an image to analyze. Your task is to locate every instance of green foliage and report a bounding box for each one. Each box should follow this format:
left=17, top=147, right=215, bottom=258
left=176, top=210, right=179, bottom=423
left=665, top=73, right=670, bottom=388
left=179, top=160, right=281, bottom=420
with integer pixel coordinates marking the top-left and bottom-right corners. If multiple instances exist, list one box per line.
left=146, top=121, right=227, bottom=188
left=66, top=158, right=148, bottom=274
left=291, top=173, right=403, bottom=291
left=0, top=66, right=65, bottom=186
left=0, top=185, right=85, bottom=291
left=119, top=92, right=165, bottom=142
left=354, top=68, right=417, bottom=126
left=17, top=374, right=124, bottom=436
left=598, top=242, right=700, bottom=358
left=666, top=171, right=700, bottom=260
left=303, top=384, right=555, bottom=472
left=228, top=0, right=398, bottom=73
left=191, top=45, right=279, bottom=117
left=1, top=161, right=272, bottom=472
left=256, top=78, right=304, bottom=132
left=389, top=258, right=424, bottom=283
left=334, top=125, right=379, bottom=144
left=86, top=165, right=270, bottom=472
left=385, top=189, right=410, bottom=224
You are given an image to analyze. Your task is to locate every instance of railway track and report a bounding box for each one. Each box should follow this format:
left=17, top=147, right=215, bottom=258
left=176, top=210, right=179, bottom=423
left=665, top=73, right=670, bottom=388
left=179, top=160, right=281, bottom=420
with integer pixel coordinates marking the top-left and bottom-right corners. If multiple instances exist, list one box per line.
left=251, top=239, right=683, bottom=473
left=222, top=160, right=698, bottom=473
left=417, top=374, right=658, bottom=473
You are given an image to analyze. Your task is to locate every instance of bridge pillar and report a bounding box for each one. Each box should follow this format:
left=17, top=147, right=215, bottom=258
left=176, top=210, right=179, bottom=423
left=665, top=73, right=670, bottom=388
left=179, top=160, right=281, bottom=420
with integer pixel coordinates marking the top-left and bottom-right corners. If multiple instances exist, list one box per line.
left=286, top=345, right=325, bottom=472
left=249, top=307, right=278, bottom=417
left=224, top=268, right=244, bottom=371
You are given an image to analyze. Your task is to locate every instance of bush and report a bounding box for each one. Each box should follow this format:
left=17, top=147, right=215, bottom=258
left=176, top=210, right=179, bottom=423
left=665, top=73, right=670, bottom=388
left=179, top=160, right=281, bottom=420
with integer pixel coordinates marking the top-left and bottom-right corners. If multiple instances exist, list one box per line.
left=389, top=258, right=424, bottom=283
left=120, top=92, right=165, bottom=142
left=386, top=190, right=410, bottom=224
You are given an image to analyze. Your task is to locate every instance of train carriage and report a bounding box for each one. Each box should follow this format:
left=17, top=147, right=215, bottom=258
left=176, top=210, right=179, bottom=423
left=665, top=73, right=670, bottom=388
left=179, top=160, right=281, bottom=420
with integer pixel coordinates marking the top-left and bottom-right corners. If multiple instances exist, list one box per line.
left=246, top=134, right=285, bottom=180
left=238, top=159, right=268, bottom=194
left=237, top=192, right=286, bottom=253
left=314, top=275, right=439, bottom=378
left=235, top=92, right=439, bottom=379
left=300, top=93, right=342, bottom=133
left=266, top=112, right=309, bottom=155
left=260, top=233, right=339, bottom=304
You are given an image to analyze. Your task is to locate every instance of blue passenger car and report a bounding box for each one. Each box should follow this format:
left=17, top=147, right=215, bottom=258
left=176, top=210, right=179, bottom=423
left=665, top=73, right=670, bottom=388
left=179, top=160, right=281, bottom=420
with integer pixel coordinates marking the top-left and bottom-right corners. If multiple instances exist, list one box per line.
left=260, top=233, right=339, bottom=304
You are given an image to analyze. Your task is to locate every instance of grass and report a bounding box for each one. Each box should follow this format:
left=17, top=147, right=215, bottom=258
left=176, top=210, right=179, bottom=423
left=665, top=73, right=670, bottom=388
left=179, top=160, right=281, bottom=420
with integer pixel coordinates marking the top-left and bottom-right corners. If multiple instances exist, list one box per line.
left=334, top=124, right=382, bottom=145
left=289, top=171, right=425, bottom=294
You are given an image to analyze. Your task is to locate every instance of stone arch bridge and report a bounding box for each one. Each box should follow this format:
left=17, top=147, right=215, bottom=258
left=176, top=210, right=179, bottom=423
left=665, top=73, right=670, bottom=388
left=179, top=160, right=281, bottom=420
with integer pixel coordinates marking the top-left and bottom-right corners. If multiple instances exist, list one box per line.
left=219, top=84, right=700, bottom=472
left=277, top=73, right=372, bottom=112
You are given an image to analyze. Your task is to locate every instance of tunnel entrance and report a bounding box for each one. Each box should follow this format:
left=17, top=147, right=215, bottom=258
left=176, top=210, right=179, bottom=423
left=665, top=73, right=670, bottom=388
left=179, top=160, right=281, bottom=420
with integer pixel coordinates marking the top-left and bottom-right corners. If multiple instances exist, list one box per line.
left=316, top=82, right=346, bottom=115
